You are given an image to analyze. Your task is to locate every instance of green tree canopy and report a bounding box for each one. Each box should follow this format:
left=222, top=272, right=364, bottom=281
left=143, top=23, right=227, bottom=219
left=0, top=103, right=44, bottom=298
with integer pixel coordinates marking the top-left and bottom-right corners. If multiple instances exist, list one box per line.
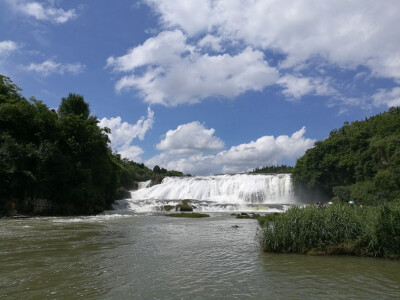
left=58, top=93, right=90, bottom=119
left=0, top=75, right=188, bottom=216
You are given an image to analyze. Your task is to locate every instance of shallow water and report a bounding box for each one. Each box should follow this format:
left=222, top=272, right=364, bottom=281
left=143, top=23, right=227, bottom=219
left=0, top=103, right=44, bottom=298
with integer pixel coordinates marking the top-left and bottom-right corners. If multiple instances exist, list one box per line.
left=1, top=213, right=400, bottom=299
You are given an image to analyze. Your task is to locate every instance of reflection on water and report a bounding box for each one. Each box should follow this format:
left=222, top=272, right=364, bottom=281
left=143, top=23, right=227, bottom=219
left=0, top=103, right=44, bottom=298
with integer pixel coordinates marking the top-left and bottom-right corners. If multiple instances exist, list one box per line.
left=1, top=214, right=400, bottom=299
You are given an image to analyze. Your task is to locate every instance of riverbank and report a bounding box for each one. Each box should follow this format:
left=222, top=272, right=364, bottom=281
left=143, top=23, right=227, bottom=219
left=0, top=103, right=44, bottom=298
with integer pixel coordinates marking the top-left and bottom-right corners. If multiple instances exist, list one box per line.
left=257, top=202, right=400, bottom=259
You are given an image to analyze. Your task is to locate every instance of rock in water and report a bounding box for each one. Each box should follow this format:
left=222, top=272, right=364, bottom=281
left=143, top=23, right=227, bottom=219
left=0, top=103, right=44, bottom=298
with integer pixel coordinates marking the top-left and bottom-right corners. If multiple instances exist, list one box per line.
left=176, top=199, right=195, bottom=212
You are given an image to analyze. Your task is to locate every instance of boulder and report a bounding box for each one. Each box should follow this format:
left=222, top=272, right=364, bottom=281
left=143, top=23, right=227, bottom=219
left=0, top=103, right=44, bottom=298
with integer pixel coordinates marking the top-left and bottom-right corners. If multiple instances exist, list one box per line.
left=162, top=205, right=175, bottom=212
left=175, top=199, right=195, bottom=212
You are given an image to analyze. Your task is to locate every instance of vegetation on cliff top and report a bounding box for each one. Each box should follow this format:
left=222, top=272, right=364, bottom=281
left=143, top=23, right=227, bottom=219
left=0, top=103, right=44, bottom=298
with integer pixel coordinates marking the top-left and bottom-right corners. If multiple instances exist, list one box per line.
left=249, top=164, right=293, bottom=174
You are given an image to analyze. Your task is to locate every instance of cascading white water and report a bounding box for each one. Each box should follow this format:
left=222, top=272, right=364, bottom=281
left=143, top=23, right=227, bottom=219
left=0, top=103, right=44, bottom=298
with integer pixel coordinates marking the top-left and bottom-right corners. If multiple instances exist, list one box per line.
left=117, top=174, right=296, bottom=213
left=132, top=174, right=293, bottom=203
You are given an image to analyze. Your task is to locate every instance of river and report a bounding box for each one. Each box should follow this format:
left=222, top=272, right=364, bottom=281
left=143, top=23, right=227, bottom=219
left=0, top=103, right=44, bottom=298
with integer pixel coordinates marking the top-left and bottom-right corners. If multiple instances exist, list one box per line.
left=2, top=175, right=400, bottom=298
left=1, top=213, right=400, bottom=299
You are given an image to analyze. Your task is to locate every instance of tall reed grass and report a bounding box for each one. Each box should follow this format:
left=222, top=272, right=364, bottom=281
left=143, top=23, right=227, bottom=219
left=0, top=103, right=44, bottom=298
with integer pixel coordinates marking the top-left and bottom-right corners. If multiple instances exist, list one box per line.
left=258, top=203, right=400, bottom=258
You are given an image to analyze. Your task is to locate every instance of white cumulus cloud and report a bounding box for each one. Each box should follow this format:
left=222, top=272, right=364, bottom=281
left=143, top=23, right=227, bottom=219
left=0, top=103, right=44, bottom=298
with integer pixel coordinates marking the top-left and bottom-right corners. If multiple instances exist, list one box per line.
left=7, top=0, right=77, bottom=24
left=277, top=75, right=336, bottom=100
left=108, top=30, right=278, bottom=106
left=146, top=126, right=315, bottom=175
left=114, top=145, right=144, bottom=162
left=23, top=59, right=85, bottom=76
left=99, top=107, right=154, bottom=161
left=107, top=30, right=192, bottom=72
left=145, top=0, right=400, bottom=80
left=112, top=0, right=398, bottom=110
left=156, top=121, right=224, bottom=155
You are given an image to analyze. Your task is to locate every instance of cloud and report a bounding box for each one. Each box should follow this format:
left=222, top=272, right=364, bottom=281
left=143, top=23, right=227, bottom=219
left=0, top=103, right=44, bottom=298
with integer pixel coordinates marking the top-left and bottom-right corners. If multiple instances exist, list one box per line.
left=156, top=121, right=224, bottom=154
left=23, top=59, right=85, bottom=76
left=0, top=40, right=19, bottom=56
left=114, top=145, right=144, bottom=162
left=116, top=0, right=399, bottom=110
left=145, top=0, right=400, bottom=81
left=107, top=30, right=192, bottom=72
left=277, top=74, right=336, bottom=100
left=372, top=87, right=400, bottom=108
left=198, top=34, right=223, bottom=52
left=7, top=0, right=77, bottom=24
left=98, top=107, right=154, bottom=161
left=147, top=126, right=315, bottom=175
left=145, top=0, right=213, bottom=36
left=108, top=30, right=279, bottom=106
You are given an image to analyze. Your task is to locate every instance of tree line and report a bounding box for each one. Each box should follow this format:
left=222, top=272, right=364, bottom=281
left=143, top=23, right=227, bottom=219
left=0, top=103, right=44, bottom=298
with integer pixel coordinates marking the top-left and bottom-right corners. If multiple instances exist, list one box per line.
left=249, top=164, right=293, bottom=174
left=292, top=107, right=400, bottom=205
left=0, top=75, right=184, bottom=215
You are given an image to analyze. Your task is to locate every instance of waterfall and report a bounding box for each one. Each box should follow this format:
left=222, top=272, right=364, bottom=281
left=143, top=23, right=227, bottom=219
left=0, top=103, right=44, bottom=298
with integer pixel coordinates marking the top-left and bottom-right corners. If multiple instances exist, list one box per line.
left=118, top=174, right=295, bottom=213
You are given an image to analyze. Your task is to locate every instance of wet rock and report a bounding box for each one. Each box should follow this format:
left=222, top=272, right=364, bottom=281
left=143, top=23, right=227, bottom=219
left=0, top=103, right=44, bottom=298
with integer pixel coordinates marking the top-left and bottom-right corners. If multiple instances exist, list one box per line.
left=232, top=213, right=261, bottom=219
left=162, top=205, right=175, bottom=212
left=176, top=199, right=195, bottom=212
left=150, top=175, right=164, bottom=187
left=115, top=187, right=131, bottom=200
left=166, top=212, right=209, bottom=218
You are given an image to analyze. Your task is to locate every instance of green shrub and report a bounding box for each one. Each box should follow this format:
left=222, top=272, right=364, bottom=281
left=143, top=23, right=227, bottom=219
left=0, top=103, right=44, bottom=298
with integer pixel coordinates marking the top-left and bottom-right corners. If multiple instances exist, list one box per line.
left=332, top=186, right=351, bottom=202
left=375, top=204, right=400, bottom=258
left=258, top=203, right=400, bottom=258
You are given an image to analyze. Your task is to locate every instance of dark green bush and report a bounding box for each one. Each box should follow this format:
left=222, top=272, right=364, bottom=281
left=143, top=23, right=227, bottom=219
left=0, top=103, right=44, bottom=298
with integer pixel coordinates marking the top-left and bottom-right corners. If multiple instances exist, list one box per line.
left=259, top=203, right=400, bottom=258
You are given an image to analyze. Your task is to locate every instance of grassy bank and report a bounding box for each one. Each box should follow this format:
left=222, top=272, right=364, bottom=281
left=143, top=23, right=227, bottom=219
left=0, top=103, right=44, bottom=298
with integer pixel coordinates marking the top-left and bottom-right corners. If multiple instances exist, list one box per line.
left=258, top=203, right=400, bottom=259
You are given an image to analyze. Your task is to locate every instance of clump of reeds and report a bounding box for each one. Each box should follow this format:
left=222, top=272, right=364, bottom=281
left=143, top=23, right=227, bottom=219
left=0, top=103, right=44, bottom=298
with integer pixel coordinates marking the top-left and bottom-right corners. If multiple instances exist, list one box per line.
left=258, top=203, right=400, bottom=258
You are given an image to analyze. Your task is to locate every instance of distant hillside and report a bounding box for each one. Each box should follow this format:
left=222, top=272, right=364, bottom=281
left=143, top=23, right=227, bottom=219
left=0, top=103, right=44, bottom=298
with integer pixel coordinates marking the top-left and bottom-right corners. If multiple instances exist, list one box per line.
left=292, top=107, right=400, bottom=205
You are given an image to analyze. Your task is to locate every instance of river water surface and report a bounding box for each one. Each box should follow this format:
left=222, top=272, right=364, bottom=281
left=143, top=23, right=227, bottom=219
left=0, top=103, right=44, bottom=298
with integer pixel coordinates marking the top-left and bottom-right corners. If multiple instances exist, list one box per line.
left=1, top=213, right=400, bottom=299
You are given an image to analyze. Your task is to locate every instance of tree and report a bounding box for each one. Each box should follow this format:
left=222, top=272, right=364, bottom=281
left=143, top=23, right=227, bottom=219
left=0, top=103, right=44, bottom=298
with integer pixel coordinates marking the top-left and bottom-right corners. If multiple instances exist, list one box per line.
left=58, top=93, right=90, bottom=119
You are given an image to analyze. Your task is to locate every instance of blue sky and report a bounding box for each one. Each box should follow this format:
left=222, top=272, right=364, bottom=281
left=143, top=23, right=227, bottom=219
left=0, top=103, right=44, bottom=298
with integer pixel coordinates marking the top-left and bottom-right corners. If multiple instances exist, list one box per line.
left=1, top=0, right=400, bottom=175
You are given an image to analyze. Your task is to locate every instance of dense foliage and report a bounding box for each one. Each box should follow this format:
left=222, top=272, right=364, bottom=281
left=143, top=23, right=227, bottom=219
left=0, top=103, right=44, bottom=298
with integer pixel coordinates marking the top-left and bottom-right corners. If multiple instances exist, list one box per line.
left=292, top=108, right=400, bottom=205
left=258, top=203, right=400, bottom=259
left=250, top=164, right=293, bottom=174
left=0, top=75, right=183, bottom=215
